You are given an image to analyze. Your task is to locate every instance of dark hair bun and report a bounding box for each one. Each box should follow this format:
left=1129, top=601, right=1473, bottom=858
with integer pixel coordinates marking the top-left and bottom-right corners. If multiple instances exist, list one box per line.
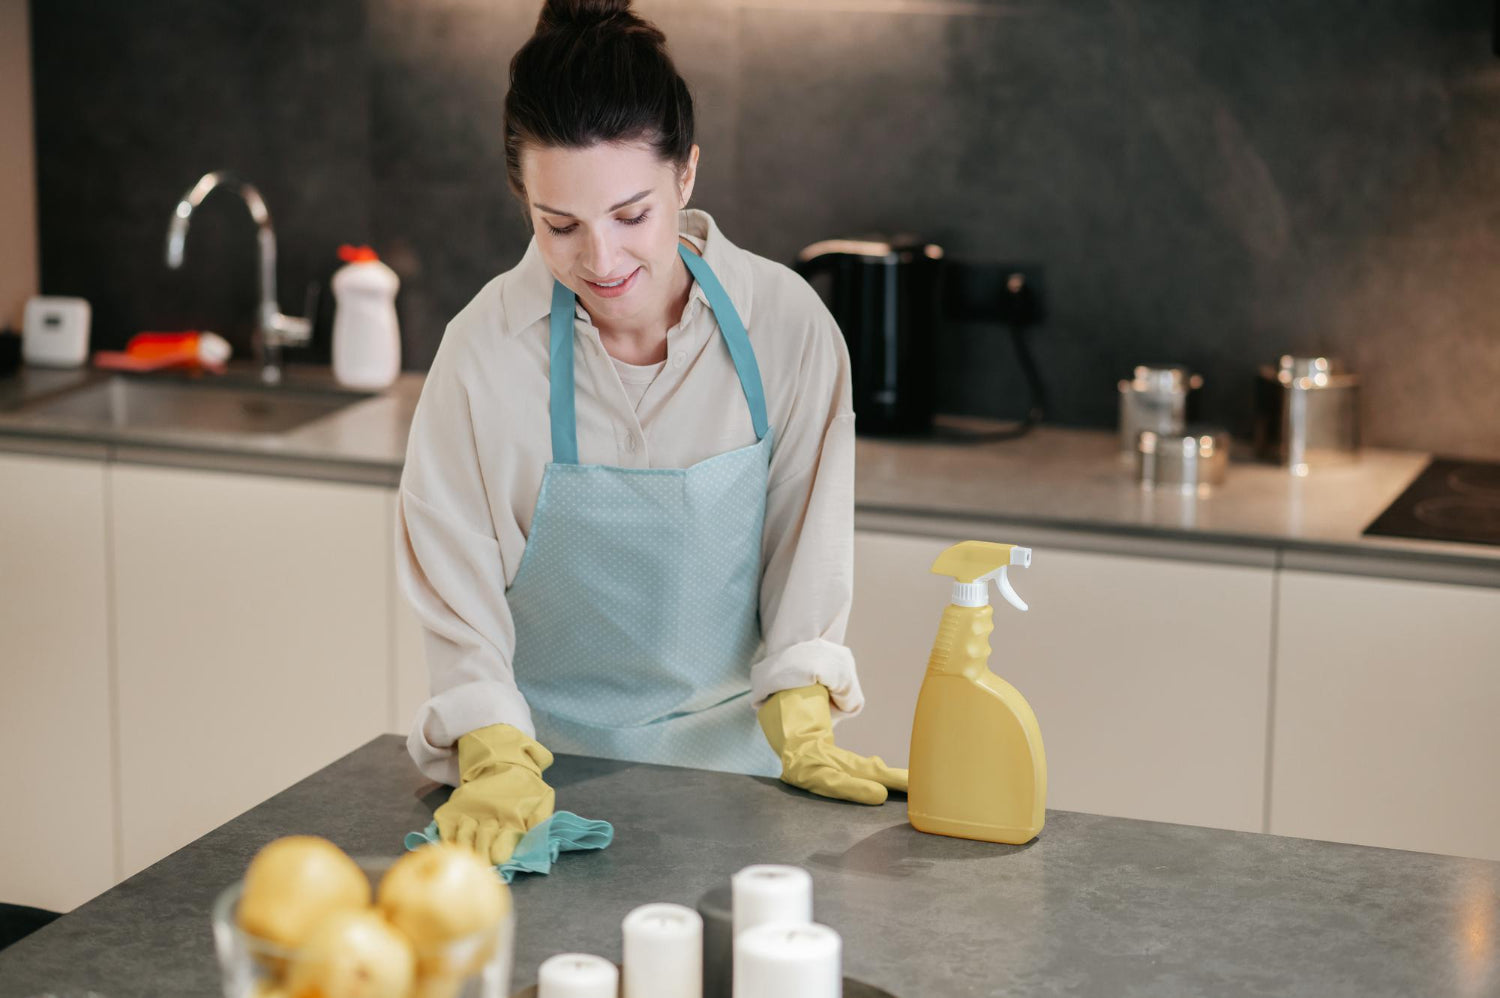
left=537, top=0, right=635, bottom=31
left=504, top=0, right=693, bottom=202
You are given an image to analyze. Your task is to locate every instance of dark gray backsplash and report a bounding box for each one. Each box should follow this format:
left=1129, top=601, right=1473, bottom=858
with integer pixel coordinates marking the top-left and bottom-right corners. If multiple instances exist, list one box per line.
left=30, top=0, right=1500, bottom=457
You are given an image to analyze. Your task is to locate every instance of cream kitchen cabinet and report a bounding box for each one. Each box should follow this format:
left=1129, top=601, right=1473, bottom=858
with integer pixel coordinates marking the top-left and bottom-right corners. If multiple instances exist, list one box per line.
left=838, top=530, right=1276, bottom=833
left=0, top=453, right=115, bottom=912
left=109, top=465, right=392, bottom=878
left=1269, top=569, right=1500, bottom=862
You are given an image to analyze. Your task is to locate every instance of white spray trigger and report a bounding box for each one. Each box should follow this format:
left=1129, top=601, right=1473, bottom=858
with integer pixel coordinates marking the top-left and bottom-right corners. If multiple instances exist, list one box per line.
left=950, top=546, right=1031, bottom=612
left=994, top=567, right=1028, bottom=612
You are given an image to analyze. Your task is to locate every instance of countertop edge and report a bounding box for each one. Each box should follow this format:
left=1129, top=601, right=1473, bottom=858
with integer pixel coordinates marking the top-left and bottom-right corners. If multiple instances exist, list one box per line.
left=856, top=505, right=1500, bottom=589
left=0, top=432, right=402, bottom=488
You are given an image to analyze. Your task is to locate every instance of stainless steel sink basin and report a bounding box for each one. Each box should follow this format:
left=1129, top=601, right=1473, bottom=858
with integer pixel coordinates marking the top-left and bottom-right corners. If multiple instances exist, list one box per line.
left=17, top=374, right=374, bottom=436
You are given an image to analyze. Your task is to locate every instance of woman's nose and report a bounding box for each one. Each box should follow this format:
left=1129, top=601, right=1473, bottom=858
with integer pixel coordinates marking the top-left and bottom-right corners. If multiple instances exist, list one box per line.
left=583, top=227, right=616, bottom=276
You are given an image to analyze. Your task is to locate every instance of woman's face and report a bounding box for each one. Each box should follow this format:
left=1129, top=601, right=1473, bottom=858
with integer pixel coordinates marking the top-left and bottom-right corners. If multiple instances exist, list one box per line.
left=522, top=140, right=699, bottom=331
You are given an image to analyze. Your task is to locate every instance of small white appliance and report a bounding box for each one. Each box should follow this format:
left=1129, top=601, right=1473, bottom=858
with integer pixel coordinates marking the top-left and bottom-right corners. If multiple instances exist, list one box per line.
left=23, top=295, right=92, bottom=368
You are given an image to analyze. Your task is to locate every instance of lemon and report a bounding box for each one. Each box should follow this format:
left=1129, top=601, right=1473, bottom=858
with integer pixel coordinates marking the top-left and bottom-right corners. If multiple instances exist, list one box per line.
left=237, top=836, right=371, bottom=949
left=285, top=909, right=415, bottom=998
left=376, top=843, right=510, bottom=976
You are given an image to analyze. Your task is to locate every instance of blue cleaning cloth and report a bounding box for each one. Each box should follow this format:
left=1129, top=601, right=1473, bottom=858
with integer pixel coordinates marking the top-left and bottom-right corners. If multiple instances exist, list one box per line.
left=404, top=811, right=614, bottom=883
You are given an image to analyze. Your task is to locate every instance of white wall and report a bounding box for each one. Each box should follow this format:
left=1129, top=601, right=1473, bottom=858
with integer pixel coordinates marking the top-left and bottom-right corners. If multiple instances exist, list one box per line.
left=1, top=0, right=38, bottom=328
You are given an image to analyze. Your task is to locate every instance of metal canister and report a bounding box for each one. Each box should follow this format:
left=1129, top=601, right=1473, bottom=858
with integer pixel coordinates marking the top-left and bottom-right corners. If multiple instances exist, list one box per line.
left=1253, top=356, right=1360, bottom=475
left=1118, top=365, right=1203, bottom=460
left=1137, top=428, right=1230, bottom=496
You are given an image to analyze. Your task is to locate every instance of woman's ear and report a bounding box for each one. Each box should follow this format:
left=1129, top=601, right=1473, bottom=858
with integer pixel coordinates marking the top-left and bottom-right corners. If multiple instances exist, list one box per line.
left=677, top=144, right=701, bottom=207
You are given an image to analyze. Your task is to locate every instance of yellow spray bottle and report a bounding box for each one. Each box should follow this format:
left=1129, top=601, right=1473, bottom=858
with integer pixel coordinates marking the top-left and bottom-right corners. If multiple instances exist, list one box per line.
left=908, top=541, right=1046, bottom=844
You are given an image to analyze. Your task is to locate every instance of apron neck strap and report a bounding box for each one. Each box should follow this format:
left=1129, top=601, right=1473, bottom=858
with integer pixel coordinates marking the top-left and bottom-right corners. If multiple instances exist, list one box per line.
left=675, top=244, right=770, bottom=442
left=548, top=243, right=770, bottom=465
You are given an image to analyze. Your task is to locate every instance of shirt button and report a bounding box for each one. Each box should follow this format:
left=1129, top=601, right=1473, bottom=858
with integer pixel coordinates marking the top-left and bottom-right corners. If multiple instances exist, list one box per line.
left=625, top=433, right=639, bottom=452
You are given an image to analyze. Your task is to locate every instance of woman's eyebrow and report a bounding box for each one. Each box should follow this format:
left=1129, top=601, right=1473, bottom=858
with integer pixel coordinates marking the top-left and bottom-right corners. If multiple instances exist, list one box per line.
left=533, top=189, right=654, bottom=217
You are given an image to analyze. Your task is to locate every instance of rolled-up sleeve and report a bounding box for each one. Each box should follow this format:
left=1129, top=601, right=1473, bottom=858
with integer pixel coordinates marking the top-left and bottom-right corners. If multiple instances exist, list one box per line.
left=750, top=287, right=864, bottom=720
left=397, top=334, right=534, bottom=787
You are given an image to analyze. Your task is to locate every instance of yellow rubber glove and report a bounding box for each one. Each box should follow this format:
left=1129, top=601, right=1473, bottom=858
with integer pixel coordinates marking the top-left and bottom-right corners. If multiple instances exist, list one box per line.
left=434, top=723, right=555, bottom=866
left=758, top=684, right=909, bottom=805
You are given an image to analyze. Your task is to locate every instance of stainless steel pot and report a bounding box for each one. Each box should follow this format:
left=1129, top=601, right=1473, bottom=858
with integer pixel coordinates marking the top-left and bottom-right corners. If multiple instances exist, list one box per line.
left=1118, top=365, right=1202, bottom=460
left=1137, top=428, right=1230, bottom=496
left=1253, top=356, right=1360, bottom=475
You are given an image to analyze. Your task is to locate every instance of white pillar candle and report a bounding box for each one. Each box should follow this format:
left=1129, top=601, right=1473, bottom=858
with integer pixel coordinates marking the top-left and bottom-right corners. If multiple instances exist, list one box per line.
left=622, top=902, right=703, bottom=998
left=538, top=953, right=619, bottom=998
left=730, top=865, right=813, bottom=938
left=732, top=922, right=841, bottom=998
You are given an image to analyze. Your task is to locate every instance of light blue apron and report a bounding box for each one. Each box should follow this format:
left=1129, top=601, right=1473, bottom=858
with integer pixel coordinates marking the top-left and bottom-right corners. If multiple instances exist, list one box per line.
left=505, top=244, right=782, bottom=777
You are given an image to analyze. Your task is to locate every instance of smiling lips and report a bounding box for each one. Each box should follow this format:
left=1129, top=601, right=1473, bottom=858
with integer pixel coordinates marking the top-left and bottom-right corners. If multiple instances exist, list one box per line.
left=584, top=267, right=641, bottom=299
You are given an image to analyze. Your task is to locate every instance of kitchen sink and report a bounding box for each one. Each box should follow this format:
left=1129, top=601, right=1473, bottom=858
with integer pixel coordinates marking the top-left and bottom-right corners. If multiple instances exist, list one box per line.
left=16, top=374, right=374, bottom=436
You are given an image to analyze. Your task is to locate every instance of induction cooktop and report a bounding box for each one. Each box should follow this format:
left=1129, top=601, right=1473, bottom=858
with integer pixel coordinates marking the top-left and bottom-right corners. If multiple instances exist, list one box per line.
left=1364, top=458, right=1500, bottom=547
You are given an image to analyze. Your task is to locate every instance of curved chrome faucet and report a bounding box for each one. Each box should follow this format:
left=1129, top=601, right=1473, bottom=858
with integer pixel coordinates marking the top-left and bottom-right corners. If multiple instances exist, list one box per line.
left=165, top=171, right=311, bottom=384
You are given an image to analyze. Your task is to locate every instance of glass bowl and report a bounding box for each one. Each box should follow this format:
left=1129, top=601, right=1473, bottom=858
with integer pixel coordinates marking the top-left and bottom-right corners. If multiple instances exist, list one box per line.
left=210, top=857, right=515, bottom=998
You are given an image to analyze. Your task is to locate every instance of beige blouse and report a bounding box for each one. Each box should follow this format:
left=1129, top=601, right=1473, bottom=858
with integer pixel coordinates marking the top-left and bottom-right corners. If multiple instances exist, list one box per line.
left=397, top=209, right=863, bottom=786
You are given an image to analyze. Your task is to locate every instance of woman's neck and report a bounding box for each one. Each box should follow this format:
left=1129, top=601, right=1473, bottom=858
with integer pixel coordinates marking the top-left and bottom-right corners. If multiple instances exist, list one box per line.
left=595, top=243, right=694, bottom=365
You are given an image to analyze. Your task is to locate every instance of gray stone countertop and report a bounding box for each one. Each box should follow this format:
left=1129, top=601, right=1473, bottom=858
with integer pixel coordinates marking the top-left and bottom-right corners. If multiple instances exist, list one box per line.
left=2, top=736, right=1497, bottom=998
left=0, top=364, right=421, bottom=485
left=2, top=363, right=1496, bottom=582
left=854, top=429, right=1500, bottom=583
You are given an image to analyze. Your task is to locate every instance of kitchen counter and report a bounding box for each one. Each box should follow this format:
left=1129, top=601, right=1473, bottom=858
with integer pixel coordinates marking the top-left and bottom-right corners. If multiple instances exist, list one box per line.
left=0, top=735, right=1496, bottom=997
left=0, top=365, right=421, bottom=486
left=855, top=430, right=1500, bottom=586
left=2, top=365, right=1496, bottom=584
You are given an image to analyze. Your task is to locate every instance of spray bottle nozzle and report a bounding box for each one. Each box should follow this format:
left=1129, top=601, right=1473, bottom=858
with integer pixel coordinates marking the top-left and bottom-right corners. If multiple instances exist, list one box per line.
left=932, top=541, right=1033, bottom=612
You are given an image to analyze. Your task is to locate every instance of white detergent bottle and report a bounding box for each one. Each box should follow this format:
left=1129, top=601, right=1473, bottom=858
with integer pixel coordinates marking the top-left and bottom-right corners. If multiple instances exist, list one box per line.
left=331, top=243, right=401, bottom=390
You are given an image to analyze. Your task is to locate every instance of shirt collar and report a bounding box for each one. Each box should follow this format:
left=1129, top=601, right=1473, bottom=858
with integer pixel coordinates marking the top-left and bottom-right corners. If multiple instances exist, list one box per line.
left=499, top=208, right=753, bottom=335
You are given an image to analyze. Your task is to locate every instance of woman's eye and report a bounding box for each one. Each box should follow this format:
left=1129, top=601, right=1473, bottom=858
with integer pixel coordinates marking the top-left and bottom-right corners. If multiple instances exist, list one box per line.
left=543, top=212, right=646, bottom=235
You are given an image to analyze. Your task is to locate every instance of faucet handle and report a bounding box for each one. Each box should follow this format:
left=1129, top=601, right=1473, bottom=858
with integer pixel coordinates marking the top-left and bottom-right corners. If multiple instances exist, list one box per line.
left=267, top=311, right=312, bottom=346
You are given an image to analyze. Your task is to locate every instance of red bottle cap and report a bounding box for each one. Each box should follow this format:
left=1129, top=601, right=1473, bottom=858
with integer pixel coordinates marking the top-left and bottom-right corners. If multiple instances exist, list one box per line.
left=338, top=244, right=379, bottom=262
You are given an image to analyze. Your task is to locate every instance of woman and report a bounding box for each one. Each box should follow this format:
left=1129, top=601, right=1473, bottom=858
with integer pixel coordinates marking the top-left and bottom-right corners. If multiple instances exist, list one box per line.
left=398, top=0, right=906, bottom=865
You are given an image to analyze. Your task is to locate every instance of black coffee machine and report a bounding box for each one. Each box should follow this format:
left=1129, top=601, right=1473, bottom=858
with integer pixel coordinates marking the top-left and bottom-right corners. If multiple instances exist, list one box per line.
left=796, top=237, right=1048, bottom=440
left=794, top=237, right=944, bottom=436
